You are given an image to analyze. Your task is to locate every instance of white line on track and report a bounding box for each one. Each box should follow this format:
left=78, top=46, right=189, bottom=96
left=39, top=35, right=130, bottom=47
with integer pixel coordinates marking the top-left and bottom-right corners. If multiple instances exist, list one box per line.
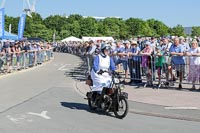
left=165, top=107, right=198, bottom=110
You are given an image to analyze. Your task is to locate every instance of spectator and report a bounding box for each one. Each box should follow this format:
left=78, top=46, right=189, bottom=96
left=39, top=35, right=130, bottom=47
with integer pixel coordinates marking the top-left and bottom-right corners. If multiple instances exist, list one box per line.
left=141, top=41, right=153, bottom=86
left=23, top=42, right=30, bottom=68
left=86, top=40, right=96, bottom=71
left=179, top=36, right=190, bottom=52
left=186, top=40, right=200, bottom=91
left=169, top=37, right=185, bottom=89
left=4, top=41, right=12, bottom=73
left=128, top=40, right=142, bottom=84
left=111, top=40, right=122, bottom=70
left=116, top=41, right=131, bottom=82
left=14, top=42, right=21, bottom=70
left=155, top=46, right=164, bottom=85
left=161, top=37, right=172, bottom=81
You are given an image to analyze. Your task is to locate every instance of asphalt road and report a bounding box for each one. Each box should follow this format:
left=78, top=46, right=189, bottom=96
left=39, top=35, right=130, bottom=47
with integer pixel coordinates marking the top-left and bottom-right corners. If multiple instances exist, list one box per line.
left=0, top=53, right=200, bottom=133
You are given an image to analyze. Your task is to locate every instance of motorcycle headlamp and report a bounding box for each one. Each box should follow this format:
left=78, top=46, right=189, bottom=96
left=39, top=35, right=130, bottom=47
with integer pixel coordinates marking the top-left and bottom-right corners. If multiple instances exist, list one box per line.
left=119, top=84, right=125, bottom=90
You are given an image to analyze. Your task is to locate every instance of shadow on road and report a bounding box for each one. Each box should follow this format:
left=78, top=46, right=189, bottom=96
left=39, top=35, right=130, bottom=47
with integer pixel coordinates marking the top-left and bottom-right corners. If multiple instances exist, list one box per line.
left=60, top=102, right=115, bottom=118
left=64, top=57, right=88, bottom=81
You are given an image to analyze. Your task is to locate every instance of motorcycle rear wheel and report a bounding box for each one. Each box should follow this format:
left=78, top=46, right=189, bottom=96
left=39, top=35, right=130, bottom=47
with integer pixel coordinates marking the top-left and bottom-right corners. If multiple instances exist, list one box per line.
left=88, top=98, right=97, bottom=110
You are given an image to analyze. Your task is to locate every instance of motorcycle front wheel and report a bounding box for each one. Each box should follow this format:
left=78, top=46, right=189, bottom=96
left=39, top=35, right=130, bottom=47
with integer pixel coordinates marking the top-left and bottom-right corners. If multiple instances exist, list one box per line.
left=113, top=97, right=128, bottom=119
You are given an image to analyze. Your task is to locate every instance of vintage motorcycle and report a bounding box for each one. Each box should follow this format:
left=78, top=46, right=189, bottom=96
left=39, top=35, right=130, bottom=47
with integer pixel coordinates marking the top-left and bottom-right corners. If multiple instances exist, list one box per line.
left=86, top=71, right=128, bottom=119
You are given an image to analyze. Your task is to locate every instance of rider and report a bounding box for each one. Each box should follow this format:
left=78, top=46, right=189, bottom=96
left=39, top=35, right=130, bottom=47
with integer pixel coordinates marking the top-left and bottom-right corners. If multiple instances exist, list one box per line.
left=91, top=43, right=116, bottom=94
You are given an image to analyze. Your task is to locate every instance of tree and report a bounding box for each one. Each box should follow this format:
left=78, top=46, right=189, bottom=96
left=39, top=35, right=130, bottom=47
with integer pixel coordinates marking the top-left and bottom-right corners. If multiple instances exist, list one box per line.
left=118, top=20, right=129, bottom=39
left=126, top=18, right=153, bottom=37
left=191, top=26, right=200, bottom=37
left=80, top=17, right=97, bottom=36
left=170, top=24, right=185, bottom=36
left=5, top=15, right=19, bottom=34
left=147, top=19, right=169, bottom=36
left=43, top=15, right=67, bottom=34
left=100, top=18, right=122, bottom=38
left=67, top=14, right=83, bottom=23
left=27, top=23, right=53, bottom=41
left=31, top=12, right=43, bottom=24
left=61, top=21, right=81, bottom=38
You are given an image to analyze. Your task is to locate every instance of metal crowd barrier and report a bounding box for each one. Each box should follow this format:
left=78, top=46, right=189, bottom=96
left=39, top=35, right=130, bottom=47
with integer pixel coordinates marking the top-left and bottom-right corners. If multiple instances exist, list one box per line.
left=125, top=54, right=200, bottom=89
left=55, top=45, right=200, bottom=90
left=0, top=49, right=53, bottom=74
left=152, top=55, right=200, bottom=89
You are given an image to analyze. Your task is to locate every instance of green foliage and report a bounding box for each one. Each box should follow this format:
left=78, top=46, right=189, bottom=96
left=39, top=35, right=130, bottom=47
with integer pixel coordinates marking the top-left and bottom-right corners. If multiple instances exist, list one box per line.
left=80, top=17, right=97, bottom=36
left=170, top=24, right=185, bottom=36
left=4, top=13, right=186, bottom=41
left=126, top=18, right=153, bottom=37
left=147, top=19, right=169, bottom=36
left=5, top=15, right=19, bottom=34
left=191, top=26, right=200, bottom=36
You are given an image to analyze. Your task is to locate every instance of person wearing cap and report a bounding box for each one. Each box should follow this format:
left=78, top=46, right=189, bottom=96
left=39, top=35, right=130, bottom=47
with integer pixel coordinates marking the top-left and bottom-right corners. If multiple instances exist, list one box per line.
left=140, top=41, right=153, bottom=86
left=116, top=40, right=131, bottom=82
left=128, top=40, right=142, bottom=84
left=186, top=40, right=200, bottom=91
left=90, top=43, right=116, bottom=92
left=161, top=37, right=172, bottom=80
left=169, top=37, right=185, bottom=89
left=137, top=37, right=145, bottom=50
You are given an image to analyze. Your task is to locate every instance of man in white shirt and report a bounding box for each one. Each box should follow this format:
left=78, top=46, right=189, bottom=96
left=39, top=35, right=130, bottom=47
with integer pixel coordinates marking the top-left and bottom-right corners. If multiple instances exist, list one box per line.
left=179, top=36, right=190, bottom=52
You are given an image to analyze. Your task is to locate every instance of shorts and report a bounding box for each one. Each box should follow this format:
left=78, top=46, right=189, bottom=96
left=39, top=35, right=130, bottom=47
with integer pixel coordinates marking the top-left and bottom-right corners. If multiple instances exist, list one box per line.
left=116, top=59, right=128, bottom=70
left=173, top=64, right=185, bottom=72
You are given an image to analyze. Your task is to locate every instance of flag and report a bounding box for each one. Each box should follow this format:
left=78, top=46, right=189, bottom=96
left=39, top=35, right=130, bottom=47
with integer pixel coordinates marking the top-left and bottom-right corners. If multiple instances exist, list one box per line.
left=18, top=14, right=26, bottom=40
left=0, top=8, right=5, bottom=38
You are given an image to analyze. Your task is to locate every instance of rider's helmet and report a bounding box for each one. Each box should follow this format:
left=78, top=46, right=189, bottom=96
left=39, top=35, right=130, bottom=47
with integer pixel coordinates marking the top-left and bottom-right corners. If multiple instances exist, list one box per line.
left=101, top=43, right=111, bottom=51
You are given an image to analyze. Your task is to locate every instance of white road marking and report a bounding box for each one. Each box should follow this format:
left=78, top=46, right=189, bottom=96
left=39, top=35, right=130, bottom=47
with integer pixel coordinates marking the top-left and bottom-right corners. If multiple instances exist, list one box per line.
left=6, top=115, right=27, bottom=123
left=58, top=64, right=69, bottom=71
left=28, top=111, right=51, bottom=120
left=58, top=64, right=73, bottom=71
left=6, top=115, right=19, bottom=123
left=165, top=107, right=198, bottom=110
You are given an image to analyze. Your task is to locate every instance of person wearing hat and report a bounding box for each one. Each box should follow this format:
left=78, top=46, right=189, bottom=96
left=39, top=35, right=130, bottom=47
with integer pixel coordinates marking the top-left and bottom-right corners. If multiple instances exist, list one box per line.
left=128, top=40, right=142, bottom=84
left=116, top=40, right=131, bottom=82
left=90, top=43, right=116, bottom=93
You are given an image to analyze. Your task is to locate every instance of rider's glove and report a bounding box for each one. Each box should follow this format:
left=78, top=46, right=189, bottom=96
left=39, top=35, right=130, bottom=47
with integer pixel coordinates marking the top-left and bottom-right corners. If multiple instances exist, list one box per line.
left=97, top=69, right=104, bottom=75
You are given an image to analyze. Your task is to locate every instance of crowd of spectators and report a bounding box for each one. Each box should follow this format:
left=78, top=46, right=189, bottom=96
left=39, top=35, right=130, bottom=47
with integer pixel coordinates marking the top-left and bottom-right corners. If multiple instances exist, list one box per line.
left=54, top=36, right=200, bottom=90
left=0, top=40, right=53, bottom=73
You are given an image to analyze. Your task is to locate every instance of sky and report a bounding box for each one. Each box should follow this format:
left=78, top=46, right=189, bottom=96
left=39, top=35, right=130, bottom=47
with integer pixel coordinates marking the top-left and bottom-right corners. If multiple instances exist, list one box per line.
left=2, top=0, right=200, bottom=27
